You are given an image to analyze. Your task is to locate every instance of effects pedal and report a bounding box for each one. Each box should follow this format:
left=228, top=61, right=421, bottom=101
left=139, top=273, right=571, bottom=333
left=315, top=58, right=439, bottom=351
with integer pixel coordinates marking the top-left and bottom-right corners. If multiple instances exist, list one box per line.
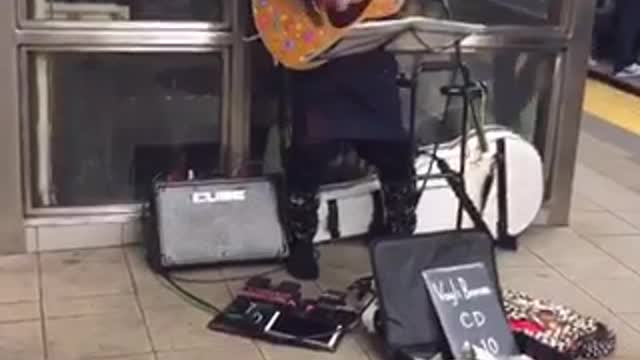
left=239, top=277, right=302, bottom=307
left=301, top=290, right=359, bottom=327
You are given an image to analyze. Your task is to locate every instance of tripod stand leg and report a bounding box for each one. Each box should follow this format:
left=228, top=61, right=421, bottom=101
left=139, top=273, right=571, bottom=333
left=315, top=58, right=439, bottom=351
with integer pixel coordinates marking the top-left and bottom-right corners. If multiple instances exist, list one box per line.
left=495, top=138, right=518, bottom=250
left=435, top=158, right=494, bottom=241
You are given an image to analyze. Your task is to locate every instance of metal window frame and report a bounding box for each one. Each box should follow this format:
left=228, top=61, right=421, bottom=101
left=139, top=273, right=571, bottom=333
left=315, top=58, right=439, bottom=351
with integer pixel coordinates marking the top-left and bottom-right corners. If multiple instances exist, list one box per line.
left=19, top=45, right=232, bottom=217
left=0, top=0, right=23, bottom=253
left=0, top=0, right=597, bottom=253
left=16, top=29, right=234, bottom=46
left=12, top=0, right=247, bottom=219
left=17, top=0, right=231, bottom=31
left=227, top=0, right=250, bottom=176
left=540, top=0, right=596, bottom=225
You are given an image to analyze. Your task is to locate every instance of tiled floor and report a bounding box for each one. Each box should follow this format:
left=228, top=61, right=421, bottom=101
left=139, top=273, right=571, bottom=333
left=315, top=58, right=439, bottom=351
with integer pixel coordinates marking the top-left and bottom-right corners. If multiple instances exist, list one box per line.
left=2, top=130, right=640, bottom=360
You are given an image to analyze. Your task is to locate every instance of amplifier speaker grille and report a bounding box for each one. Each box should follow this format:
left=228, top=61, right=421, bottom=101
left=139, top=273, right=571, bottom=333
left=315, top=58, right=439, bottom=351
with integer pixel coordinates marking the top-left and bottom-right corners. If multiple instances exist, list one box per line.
left=150, top=178, right=288, bottom=268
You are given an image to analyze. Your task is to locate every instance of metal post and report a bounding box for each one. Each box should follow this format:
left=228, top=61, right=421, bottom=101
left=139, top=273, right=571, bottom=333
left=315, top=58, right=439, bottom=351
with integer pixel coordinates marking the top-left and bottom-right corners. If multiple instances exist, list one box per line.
left=544, top=0, right=596, bottom=225
left=227, top=0, right=251, bottom=175
left=0, top=0, right=26, bottom=253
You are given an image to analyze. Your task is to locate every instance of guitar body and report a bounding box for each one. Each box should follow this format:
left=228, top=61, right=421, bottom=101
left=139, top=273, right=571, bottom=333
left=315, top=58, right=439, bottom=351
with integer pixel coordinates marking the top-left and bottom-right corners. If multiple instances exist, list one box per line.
left=252, top=0, right=404, bottom=70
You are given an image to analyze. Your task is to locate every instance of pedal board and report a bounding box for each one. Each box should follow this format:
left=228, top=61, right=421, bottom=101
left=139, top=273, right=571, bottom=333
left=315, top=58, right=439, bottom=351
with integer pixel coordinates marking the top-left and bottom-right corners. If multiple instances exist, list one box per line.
left=208, top=277, right=359, bottom=352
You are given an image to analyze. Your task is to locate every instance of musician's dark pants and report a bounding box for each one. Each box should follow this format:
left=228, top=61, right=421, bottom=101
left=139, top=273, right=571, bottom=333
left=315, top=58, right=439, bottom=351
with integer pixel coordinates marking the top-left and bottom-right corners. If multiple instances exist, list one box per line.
left=283, top=50, right=417, bottom=280
left=286, top=140, right=414, bottom=194
left=613, top=0, right=640, bottom=72
left=283, top=139, right=418, bottom=280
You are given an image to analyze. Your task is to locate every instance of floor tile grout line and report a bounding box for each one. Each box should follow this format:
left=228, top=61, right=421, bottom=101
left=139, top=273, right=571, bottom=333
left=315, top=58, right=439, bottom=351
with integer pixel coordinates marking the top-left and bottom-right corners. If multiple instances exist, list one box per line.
left=35, top=249, right=49, bottom=360
left=80, top=351, right=154, bottom=360
left=512, top=244, right=567, bottom=281
left=575, top=230, right=640, bottom=279
left=519, top=228, right=584, bottom=270
left=40, top=291, right=136, bottom=301
left=546, top=262, right=619, bottom=315
left=576, top=192, right=640, bottom=217
left=130, top=261, right=264, bottom=356
left=44, top=310, right=141, bottom=321
left=614, top=313, right=640, bottom=333
left=519, top=229, right=623, bottom=310
left=316, top=255, right=377, bottom=360
left=0, top=317, right=42, bottom=325
left=35, top=291, right=135, bottom=306
left=570, top=207, right=607, bottom=213
left=351, top=334, right=380, bottom=360
left=34, top=244, right=124, bottom=255
left=252, top=340, right=270, bottom=360
left=546, top=229, right=640, bottom=335
left=221, top=271, right=270, bottom=360
left=573, top=231, right=640, bottom=238
left=594, top=203, right=640, bottom=233
left=559, top=224, right=635, bottom=249
left=521, top=244, right=627, bottom=328
left=575, top=161, right=640, bottom=195
left=571, top=204, right=640, bottom=235
left=576, top=233, right=640, bottom=239
left=571, top=200, right=640, bottom=214
left=319, top=280, right=367, bottom=358
left=122, top=247, right=159, bottom=360
left=607, top=211, right=640, bottom=233
left=355, top=342, right=377, bottom=360
left=120, top=223, right=126, bottom=247
left=570, top=194, right=607, bottom=211
left=0, top=299, right=41, bottom=306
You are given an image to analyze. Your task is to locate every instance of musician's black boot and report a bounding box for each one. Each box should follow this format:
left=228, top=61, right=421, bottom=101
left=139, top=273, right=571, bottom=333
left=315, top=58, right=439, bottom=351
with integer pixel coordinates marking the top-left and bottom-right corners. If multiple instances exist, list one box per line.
left=285, top=191, right=320, bottom=280
left=381, top=181, right=420, bottom=236
left=368, top=190, right=387, bottom=238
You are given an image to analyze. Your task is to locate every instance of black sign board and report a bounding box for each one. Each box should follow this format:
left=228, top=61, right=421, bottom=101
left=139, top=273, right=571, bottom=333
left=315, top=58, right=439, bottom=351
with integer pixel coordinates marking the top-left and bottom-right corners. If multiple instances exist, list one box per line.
left=422, top=262, right=518, bottom=358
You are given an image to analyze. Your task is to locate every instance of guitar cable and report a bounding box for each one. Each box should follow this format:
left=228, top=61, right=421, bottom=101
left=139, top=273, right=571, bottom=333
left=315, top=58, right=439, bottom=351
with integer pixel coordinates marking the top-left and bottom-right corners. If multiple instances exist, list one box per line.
left=157, top=272, right=225, bottom=315
left=168, top=265, right=286, bottom=285
left=165, top=246, right=326, bottom=285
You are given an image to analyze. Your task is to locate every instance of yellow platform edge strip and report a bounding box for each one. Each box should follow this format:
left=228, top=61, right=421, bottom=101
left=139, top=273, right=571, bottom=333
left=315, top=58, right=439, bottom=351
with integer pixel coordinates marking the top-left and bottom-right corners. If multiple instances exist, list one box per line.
left=583, top=78, right=640, bottom=136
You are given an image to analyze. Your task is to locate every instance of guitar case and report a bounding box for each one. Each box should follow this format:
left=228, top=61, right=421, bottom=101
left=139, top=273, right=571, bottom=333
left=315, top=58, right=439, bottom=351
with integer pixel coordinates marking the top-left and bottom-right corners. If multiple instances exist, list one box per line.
left=369, top=229, right=500, bottom=360
left=264, top=60, right=542, bottom=247
left=307, top=125, right=543, bottom=246
left=414, top=125, right=544, bottom=240
left=314, top=175, right=380, bottom=244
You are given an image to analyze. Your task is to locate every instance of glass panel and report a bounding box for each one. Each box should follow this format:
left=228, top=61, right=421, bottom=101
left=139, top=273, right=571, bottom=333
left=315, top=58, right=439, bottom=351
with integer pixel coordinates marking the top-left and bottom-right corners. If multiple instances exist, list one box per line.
left=26, top=51, right=224, bottom=208
left=404, top=0, right=561, bottom=26
left=395, top=50, right=555, bottom=147
left=28, top=0, right=224, bottom=22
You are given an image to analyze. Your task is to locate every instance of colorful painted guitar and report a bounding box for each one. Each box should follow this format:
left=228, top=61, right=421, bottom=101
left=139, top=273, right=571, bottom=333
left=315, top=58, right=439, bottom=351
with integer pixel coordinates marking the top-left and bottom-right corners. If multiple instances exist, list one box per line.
left=252, top=0, right=405, bottom=70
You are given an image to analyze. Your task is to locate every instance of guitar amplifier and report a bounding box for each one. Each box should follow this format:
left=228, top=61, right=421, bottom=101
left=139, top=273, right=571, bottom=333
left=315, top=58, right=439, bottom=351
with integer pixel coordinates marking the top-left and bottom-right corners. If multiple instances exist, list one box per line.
left=145, top=177, right=289, bottom=272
